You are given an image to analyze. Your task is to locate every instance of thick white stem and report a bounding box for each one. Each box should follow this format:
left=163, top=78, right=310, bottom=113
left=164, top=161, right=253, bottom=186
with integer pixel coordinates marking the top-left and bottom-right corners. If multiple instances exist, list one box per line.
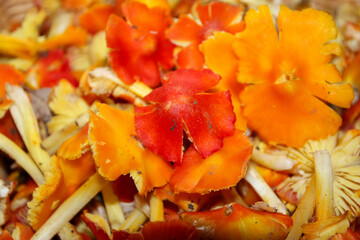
left=245, top=162, right=288, bottom=214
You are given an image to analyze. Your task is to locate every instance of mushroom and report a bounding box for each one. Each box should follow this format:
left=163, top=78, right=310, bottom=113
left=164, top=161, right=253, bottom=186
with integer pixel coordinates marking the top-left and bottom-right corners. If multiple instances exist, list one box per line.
left=169, top=130, right=252, bottom=194
left=277, top=130, right=360, bottom=218
left=134, top=69, right=236, bottom=163
left=181, top=203, right=292, bottom=240
left=106, top=2, right=175, bottom=87
left=89, top=103, right=173, bottom=194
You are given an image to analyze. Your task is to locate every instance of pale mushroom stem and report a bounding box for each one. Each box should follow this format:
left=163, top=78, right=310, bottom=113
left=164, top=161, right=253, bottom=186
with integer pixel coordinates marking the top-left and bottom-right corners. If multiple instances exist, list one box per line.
left=118, top=209, right=147, bottom=233
left=285, top=176, right=316, bottom=240
left=245, top=162, right=288, bottom=214
left=251, top=149, right=296, bottom=171
left=313, top=150, right=333, bottom=220
left=6, top=84, right=51, bottom=173
left=150, top=193, right=165, bottom=222
left=102, top=183, right=125, bottom=230
left=0, top=133, right=44, bottom=185
left=128, top=81, right=152, bottom=99
left=222, top=187, right=248, bottom=207
left=31, top=173, right=107, bottom=240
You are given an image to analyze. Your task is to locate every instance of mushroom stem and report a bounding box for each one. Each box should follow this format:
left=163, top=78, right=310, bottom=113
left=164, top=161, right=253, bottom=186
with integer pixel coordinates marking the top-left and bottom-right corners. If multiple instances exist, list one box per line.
left=150, top=193, right=164, bottom=222
left=222, top=187, right=248, bottom=207
left=0, top=133, right=44, bottom=185
left=285, top=176, right=316, bottom=240
left=251, top=149, right=296, bottom=171
left=128, top=81, right=152, bottom=99
left=118, top=209, right=147, bottom=233
left=31, top=173, right=107, bottom=240
left=89, top=67, right=152, bottom=99
left=102, top=183, right=125, bottom=230
left=313, top=150, right=333, bottom=220
left=42, top=112, right=89, bottom=155
left=6, top=84, right=51, bottom=173
left=245, top=162, right=288, bottom=214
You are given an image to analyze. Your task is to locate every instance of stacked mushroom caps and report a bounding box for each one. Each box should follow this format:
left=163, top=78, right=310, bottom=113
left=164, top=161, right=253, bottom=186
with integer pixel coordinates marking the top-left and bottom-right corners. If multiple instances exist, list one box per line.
left=0, top=0, right=359, bottom=239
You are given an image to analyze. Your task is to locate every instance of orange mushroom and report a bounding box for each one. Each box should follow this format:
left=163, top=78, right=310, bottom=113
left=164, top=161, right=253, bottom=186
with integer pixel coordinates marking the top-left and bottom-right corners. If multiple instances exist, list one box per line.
left=89, top=103, right=173, bottom=195
left=134, top=69, right=236, bottom=163
left=106, top=2, right=175, bottom=87
left=234, top=5, right=353, bottom=147
left=181, top=203, right=293, bottom=240
left=169, top=130, right=252, bottom=194
left=200, top=32, right=247, bottom=130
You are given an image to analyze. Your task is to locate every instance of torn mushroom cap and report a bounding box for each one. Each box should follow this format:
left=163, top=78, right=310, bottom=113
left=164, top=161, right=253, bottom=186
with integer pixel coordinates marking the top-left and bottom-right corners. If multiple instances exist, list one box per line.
left=88, top=103, right=173, bottom=195
left=169, top=130, right=252, bottom=194
left=181, top=203, right=292, bottom=240
left=28, top=152, right=95, bottom=230
left=276, top=130, right=360, bottom=219
left=47, top=79, right=89, bottom=135
left=57, top=123, right=90, bottom=160
left=135, top=69, right=235, bottom=163
left=106, top=3, right=175, bottom=87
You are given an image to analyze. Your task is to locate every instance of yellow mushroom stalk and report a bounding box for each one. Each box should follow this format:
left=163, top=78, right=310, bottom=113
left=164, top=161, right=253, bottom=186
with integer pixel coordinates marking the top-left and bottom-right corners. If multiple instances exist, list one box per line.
left=301, top=150, right=350, bottom=240
left=118, top=208, right=148, bottom=233
left=149, top=193, right=165, bottom=222
left=313, top=151, right=333, bottom=220
left=0, top=133, right=44, bottom=185
left=6, top=84, right=51, bottom=173
left=102, top=183, right=125, bottom=230
left=285, top=176, right=316, bottom=240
